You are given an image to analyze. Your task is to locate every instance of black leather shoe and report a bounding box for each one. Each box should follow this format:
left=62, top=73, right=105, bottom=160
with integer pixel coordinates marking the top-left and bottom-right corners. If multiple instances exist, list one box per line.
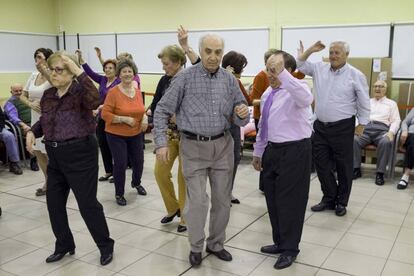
left=98, top=174, right=112, bottom=182
left=30, top=157, right=39, bottom=171
left=9, top=162, right=23, bottom=175
left=311, top=202, right=335, bottom=212
left=115, top=196, right=127, bottom=206
left=135, top=185, right=147, bottom=196
left=260, top=244, right=283, bottom=254
left=161, top=209, right=180, bottom=224
left=375, top=173, right=385, bottom=186
left=274, top=255, right=296, bottom=270
left=231, top=198, right=240, bottom=204
left=45, top=249, right=75, bottom=263
left=206, top=247, right=232, bottom=261
left=353, top=168, right=362, bottom=180
left=189, top=251, right=202, bottom=266
left=335, top=204, right=347, bottom=216
left=177, top=224, right=187, bottom=233
left=100, top=253, right=113, bottom=266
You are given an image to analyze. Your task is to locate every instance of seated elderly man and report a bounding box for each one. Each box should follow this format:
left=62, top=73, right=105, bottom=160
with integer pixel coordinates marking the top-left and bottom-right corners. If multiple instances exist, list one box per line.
left=353, top=80, right=400, bottom=185
left=4, top=83, right=39, bottom=171
left=0, top=106, right=23, bottom=175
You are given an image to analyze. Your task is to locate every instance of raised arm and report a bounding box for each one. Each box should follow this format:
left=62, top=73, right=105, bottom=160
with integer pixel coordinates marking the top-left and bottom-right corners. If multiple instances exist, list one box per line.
left=296, top=40, right=326, bottom=76
left=94, top=47, right=105, bottom=65
left=177, top=25, right=199, bottom=65
left=76, top=49, right=104, bottom=84
left=297, top=40, right=325, bottom=61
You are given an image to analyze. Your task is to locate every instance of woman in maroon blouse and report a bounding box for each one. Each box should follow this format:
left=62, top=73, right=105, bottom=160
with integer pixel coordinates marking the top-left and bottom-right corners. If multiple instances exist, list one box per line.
left=26, top=52, right=114, bottom=266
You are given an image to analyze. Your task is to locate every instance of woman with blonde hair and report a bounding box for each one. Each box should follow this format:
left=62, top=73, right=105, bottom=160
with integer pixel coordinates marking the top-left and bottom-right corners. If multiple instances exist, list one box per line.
left=149, top=45, right=187, bottom=232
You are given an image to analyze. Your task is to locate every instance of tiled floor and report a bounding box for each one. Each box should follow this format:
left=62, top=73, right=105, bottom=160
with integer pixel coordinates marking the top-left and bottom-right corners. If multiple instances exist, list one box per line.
left=1, top=141, right=414, bottom=276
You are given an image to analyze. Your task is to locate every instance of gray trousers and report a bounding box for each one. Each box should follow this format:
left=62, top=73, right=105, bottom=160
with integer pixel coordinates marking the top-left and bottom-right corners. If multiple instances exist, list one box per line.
left=353, top=121, right=392, bottom=173
left=180, top=132, right=234, bottom=253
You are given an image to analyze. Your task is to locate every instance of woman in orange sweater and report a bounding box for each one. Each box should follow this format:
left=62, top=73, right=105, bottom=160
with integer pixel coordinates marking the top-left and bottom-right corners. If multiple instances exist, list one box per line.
left=102, top=59, right=147, bottom=206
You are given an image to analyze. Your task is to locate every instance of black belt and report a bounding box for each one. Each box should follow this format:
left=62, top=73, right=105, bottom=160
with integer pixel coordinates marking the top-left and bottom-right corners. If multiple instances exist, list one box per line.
left=42, top=136, right=90, bottom=148
left=317, top=116, right=355, bottom=127
left=182, top=131, right=225, bottom=141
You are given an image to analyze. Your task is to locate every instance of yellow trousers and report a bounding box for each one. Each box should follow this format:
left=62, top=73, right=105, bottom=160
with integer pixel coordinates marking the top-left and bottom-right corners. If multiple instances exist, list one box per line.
left=154, top=139, right=186, bottom=224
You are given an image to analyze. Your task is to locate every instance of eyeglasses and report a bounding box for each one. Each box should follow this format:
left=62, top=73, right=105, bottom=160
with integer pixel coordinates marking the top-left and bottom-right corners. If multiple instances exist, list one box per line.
left=49, top=67, right=66, bottom=75
left=373, top=85, right=386, bottom=89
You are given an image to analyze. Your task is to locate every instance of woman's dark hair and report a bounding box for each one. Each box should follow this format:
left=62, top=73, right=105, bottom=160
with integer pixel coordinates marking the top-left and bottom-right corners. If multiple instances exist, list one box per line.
left=221, top=51, right=247, bottom=75
left=116, top=59, right=138, bottom=77
left=280, top=51, right=297, bottom=72
left=103, top=59, right=117, bottom=70
left=34, top=48, right=54, bottom=60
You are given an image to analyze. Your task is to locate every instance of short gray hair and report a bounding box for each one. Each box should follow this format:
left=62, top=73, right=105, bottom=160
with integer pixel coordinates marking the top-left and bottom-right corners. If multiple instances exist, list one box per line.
left=198, top=33, right=225, bottom=51
left=330, top=41, right=350, bottom=55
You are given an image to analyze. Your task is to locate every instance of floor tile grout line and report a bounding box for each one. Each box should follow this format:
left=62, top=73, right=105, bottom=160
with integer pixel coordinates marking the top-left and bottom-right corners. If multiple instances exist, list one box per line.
left=317, top=180, right=380, bottom=272
left=379, top=195, right=414, bottom=276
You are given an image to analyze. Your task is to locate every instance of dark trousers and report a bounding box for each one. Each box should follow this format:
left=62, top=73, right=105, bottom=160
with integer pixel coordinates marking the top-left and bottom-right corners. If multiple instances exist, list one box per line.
left=313, top=117, right=355, bottom=206
left=106, top=132, right=144, bottom=196
left=262, top=139, right=311, bottom=257
left=404, top=134, right=414, bottom=169
left=229, top=123, right=241, bottom=189
left=96, top=118, right=113, bottom=174
left=45, top=136, right=114, bottom=255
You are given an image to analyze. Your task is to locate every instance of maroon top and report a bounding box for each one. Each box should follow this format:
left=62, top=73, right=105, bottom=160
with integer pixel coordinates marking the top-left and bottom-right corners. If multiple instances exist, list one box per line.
left=32, top=72, right=100, bottom=142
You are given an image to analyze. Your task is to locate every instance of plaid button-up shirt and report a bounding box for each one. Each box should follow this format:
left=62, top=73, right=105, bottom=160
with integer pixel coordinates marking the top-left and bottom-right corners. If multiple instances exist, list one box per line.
left=154, top=62, right=248, bottom=149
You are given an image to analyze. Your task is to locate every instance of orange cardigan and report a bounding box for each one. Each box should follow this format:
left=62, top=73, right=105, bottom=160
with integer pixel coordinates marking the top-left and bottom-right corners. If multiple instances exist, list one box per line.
left=102, top=86, right=145, bottom=137
left=250, top=70, right=269, bottom=120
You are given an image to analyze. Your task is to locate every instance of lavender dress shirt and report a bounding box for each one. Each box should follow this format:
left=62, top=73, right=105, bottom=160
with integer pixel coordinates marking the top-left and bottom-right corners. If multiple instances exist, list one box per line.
left=253, top=69, right=313, bottom=158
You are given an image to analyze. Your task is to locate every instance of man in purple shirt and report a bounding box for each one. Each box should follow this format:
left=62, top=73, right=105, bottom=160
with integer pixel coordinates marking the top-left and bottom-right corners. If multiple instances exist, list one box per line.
left=252, top=51, right=313, bottom=270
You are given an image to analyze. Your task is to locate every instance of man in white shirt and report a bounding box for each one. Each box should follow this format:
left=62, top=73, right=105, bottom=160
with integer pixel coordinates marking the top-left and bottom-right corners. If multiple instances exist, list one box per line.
left=297, top=40, right=370, bottom=217
left=353, top=80, right=401, bottom=185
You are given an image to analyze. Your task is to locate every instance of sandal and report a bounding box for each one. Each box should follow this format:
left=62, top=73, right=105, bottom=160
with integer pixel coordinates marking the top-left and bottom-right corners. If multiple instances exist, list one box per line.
left=397, top=179, right=408, bottom=190
left=35, top=188, right=46, bottom=196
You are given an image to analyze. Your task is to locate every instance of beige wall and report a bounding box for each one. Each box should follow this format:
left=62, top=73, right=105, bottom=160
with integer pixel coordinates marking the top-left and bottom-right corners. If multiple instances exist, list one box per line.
left=1, top=0, right=414, bottom=101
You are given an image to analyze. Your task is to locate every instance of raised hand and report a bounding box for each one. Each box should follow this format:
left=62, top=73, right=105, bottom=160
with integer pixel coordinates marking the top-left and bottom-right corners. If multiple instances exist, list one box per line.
left=94, top=47, right=102, bottom=58
left=309, top=41, right=326, bottom=53
left=177, top=25, right=189, bottom=49
left=297, top=40, right=304, bottom=57
left=61, top=55, right=83, bottom=76
left=267, top=54, right=285, bottom=76
left=75, top=49, right=85, bottom=64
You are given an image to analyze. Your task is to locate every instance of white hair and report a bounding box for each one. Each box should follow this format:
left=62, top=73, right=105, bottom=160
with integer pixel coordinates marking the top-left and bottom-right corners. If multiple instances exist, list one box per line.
left=198, top=33, right=225, bottom=51
left=330, top=41, right=350, bottom=55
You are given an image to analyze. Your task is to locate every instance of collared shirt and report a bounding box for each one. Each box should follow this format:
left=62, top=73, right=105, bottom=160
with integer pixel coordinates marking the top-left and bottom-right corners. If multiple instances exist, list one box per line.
left=297, top=61, right=370, bottom=125
left=153, top=62, right=248, bottom=149
left=31, top=72, right=100, bottom=141
left=369, top=97, right=401, bottom=134
left=253, top=69, right=313, bottom=158
left=4, top=96, right=21, bottom=125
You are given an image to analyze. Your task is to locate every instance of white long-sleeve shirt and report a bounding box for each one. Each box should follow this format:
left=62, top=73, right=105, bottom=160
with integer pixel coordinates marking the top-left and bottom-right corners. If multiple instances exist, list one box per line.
left=297, top=60, right=370, bottom=125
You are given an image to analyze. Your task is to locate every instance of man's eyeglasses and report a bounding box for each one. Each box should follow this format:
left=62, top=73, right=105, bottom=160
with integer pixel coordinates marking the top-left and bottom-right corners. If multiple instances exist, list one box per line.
left=373, top=85, right=386, bottom=89
left=49, top=67, right=65, bottom=75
